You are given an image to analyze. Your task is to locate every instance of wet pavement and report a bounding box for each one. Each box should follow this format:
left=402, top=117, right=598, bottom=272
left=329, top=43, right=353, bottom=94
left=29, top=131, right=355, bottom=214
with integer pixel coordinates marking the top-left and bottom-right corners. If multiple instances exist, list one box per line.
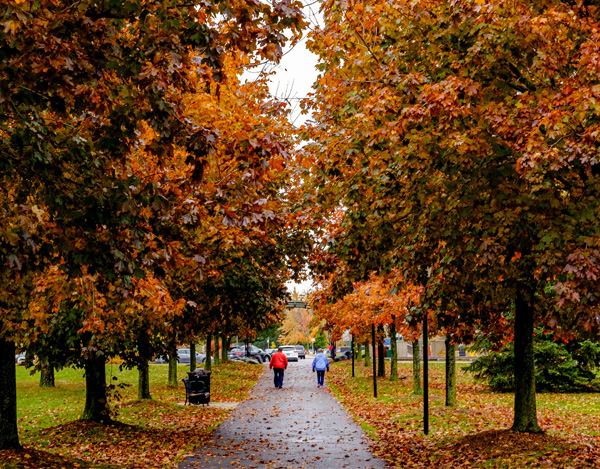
left=179, top=356, right=388, bottom=468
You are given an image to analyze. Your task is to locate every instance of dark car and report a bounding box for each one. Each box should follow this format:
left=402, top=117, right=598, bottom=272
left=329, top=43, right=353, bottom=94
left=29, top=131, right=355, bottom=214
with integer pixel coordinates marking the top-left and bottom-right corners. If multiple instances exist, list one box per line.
left=336, top=347, right=353, bottom=359
left=228, top=345, right=268, bottom=363
left=256, top=348, right=270, bottom=361
left=294, top=345, right=306, bottom=359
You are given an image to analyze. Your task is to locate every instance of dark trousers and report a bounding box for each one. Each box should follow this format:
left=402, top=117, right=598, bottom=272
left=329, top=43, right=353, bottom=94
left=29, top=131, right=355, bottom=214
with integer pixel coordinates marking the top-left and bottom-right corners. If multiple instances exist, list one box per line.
left=316, top=370, right=325, bottom=386
left=273, top=368, right=284, bottom=388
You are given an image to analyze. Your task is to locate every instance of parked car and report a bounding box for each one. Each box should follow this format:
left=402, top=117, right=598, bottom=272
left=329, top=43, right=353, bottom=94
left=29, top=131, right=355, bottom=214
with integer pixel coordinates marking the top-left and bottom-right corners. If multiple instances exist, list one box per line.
left=336, top=347, right=353, bottom=360
left=265, top=348, right=278, bottom=357
left=154, top=348, right=204, bottom=364
left=228, top=345, right=268, bottom=363
left=15, top=352, right=26, bottom=365
left=280, top=345, right=299, bottom=362
left=199, top=354, right=214, bottom=363
left=294, top=345, right=306, bottom=359
left=255, top=348, right=270, bottom=362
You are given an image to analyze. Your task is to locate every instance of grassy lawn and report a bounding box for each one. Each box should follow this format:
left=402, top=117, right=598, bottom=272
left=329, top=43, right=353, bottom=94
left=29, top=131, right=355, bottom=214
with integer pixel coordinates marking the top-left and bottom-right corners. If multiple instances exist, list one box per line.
left=328, top=360, right=600, bottom=468
left=1, top=361, right=265, bottom=468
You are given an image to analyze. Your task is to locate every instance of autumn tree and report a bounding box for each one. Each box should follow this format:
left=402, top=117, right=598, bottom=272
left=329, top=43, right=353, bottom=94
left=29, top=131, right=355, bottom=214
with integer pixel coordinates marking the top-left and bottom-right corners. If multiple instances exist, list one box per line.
left=27, top=266, right=184, bottom=420
left=279, top=305, right=312, bottom=345
left=0, top=172, right=50, bottom=448
left=313, top=269, right=423, bottom=384
left=0, top=0, right=305, bottom=448
left=304, top=0, right=600, bottom=433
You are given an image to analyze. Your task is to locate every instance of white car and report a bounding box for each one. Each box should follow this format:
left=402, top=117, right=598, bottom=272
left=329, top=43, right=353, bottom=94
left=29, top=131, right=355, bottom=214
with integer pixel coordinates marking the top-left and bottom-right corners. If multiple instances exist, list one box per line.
left=280, top=346, right=299, bottom=362
left=15, top=352, right=26, bottom=365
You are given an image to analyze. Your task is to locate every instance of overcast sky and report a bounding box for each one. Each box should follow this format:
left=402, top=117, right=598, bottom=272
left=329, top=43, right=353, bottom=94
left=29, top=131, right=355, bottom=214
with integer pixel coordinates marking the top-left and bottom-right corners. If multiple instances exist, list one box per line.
left=279, top=27, right=319, bottom=293
left=243, top=1, right=322, bottom=128
left=244, top=3, right=323, bottom=294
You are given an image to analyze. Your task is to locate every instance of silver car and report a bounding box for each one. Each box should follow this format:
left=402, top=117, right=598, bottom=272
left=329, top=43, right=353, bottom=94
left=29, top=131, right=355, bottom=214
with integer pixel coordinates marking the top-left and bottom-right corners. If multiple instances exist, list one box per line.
left=155, top=349, right=205, bottom=364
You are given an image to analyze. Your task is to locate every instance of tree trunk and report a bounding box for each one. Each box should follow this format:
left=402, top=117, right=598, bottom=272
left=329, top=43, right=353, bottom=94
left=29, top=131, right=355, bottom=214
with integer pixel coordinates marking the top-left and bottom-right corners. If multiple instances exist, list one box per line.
left=138, top=331, right=151, bottom=400
left=40, top=358, right=55, bottom=388
left=82, top=352, right=111, bottom=423
left=167, top=341, right=177, bottom=387
left=0, top=338, right=20, bottom=449
left=412, top=339, right=422, bottom=395
left=377, top=327, right=385, bottom=378
left=190, top=342, right=197, bottom=371
left=390, top=320, right=397, bottom=382
left=138, top=361, right=151, bottom=400
left=512, top=281, right=542, bottom=432
left=213, top=336, right=220, bottom=365
left=364, top=341, right=371, bottom=367
left=221, top=335, right=228, bottom=361
left=205, top=333, right=212, bottom=371
left=445, top=337, right=456, bottom=406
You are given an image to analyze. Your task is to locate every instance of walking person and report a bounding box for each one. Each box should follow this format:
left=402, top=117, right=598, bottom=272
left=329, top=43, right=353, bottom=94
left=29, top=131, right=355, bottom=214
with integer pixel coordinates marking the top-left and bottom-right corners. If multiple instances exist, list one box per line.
left=312, top=348, right=329, bottom=388
left=269, top=346, right=288, bottom=389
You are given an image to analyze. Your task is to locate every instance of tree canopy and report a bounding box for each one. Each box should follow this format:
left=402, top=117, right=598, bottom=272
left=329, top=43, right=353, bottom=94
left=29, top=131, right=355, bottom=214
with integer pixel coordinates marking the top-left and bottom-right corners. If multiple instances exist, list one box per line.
left=303, top=0, right=600, bottom=432
left=1, top=0, right=308, bottom=448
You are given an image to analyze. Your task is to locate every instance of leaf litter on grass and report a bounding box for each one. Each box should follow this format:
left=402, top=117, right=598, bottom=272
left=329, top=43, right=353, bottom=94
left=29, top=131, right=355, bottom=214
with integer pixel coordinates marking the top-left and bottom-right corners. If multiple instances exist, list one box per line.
left=2, top=361, right=263, bottom=468
left=327, top=361, right=600, bottom=468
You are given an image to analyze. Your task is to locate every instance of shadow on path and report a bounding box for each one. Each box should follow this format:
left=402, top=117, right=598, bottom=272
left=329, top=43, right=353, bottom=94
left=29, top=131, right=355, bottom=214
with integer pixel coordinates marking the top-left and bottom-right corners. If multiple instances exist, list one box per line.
left=179, top=357, right=387, bottom=468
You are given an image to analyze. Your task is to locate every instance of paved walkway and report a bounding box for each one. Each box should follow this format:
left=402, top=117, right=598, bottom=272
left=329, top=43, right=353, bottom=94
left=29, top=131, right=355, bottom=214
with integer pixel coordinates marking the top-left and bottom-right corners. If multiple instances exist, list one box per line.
left=179, top=357, right=388, bottom=468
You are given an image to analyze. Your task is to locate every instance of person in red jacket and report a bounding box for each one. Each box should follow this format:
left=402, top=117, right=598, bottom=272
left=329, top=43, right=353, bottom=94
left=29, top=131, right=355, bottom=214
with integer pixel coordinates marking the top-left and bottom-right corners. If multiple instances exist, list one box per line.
left=269, top=346, right=288, bottom=389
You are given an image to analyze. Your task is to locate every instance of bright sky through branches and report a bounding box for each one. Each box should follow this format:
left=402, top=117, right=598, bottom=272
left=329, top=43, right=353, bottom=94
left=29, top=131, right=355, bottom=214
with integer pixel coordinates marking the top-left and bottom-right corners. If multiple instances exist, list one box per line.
left=243, top=2, right=321, bottom=294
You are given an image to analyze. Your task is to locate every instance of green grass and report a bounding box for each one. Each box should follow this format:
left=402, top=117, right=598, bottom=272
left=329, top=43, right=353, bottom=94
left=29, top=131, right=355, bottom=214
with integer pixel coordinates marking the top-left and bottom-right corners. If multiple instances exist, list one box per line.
left=327, top=360, right=600, bottom=468
left=2, top=360, right=264, bottom=468
left=359, top=421, right=378, bottom=439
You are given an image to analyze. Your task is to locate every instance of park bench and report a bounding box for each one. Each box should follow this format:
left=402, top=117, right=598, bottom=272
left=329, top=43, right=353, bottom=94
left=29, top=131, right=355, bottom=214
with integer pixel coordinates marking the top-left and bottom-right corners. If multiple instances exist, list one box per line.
left=182, top=370, right=211, bottom=406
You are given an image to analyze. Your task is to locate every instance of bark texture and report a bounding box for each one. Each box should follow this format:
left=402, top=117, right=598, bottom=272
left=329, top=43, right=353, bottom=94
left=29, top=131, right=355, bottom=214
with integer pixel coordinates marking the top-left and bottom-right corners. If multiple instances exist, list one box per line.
left=0, top=338, right=20, bottom=449
left=82, top=352, right=111, bottom=423
left=213, top=337, right=220, bottom=365
left=390, top=321, right=397, bottom=382
left=377, top=326, right=385, bottom=377
left=167, top=341, right=178, bottom=387
left=221, top=335, right=228, bottom=361
left=512, top=281, right=542, bottom=433
left=190, top=343, right=197, bottom=371
left=364, top=341, right=371, bottom=367
left=377, top=342, right=385, bottom=377
left=138, top=362, right=150, bottom=400
left=445, top=337, right=456, bottom=407
left=412, top=340, right=422, bottom=395
left=138, top=331, right=151, bottom=400
left=205, top=333, right=212, bottom=371
left=40, top=359, right=55, bottom=388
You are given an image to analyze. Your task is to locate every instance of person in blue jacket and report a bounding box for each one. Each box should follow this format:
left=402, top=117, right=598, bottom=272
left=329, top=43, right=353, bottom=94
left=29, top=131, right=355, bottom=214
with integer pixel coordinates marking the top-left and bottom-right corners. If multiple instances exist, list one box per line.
left=312, top=348, right=330, bottom=388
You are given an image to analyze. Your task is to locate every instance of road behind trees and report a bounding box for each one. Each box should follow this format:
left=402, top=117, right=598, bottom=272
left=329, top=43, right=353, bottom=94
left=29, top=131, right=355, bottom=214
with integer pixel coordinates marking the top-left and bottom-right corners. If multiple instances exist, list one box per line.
left=179, top=357, right=387, bottom=468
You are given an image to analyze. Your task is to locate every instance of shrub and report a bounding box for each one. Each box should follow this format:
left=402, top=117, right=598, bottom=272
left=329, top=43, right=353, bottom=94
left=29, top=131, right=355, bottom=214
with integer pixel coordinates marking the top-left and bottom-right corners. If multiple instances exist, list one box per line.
left=465, top=333, right=600, bottom=392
